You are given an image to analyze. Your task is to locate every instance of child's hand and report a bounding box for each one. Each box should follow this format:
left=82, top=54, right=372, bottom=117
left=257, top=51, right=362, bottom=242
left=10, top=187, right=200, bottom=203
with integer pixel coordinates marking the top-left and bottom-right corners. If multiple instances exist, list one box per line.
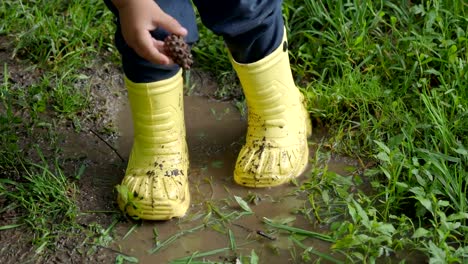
left=113, top=0, right=188, bottom=65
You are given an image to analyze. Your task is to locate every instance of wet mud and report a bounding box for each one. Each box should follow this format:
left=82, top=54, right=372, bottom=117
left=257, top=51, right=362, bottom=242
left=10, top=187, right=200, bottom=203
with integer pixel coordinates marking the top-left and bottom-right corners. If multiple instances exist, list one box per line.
left=0, top=38, right=427, bottom=264
left=100, top=85, right=354, bottom=263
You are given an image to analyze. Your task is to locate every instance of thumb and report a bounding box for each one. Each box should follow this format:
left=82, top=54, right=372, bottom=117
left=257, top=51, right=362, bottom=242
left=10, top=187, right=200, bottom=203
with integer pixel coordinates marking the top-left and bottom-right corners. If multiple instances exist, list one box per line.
left=157, top=12, right=188, bottom=37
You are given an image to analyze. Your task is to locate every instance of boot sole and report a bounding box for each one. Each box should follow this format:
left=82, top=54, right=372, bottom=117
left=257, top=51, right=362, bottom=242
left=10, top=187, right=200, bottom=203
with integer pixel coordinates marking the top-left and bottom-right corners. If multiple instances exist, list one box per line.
left=234, top=141, right=309, bottom=188
left=118, top=184, right=190, bottom=220
left=234, top=105, right=311, bottom=188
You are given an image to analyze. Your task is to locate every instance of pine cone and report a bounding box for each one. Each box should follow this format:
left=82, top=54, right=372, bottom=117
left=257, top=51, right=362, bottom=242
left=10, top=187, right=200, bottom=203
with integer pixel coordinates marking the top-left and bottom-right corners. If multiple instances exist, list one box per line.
left=164, top=34, right=193, bottom=70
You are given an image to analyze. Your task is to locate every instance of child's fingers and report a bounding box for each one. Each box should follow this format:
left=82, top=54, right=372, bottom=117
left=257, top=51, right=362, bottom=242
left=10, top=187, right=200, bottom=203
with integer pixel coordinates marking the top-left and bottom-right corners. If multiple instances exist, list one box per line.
left=156, top=11, right=188, bottom=37
left=133, top=31, right=171, bottom=65
left=153, top=39, right=175, bottom=64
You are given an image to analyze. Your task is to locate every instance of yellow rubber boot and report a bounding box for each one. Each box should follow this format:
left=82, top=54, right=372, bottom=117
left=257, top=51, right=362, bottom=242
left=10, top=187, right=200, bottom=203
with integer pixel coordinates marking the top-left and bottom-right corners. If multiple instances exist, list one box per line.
left=117, top=70, right=190, bottom=220
left=230, top=32, right=311, bottom=188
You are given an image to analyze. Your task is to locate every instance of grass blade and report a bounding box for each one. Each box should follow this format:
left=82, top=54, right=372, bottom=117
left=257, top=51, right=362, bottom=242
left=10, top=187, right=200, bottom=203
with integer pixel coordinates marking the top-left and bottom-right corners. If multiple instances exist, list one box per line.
left=122, top=223, right=139, bottom=240
left=234, top=195, right=253, bottom=213
left=229, top=229, right=236, bottom=251
left=149, top=224, right=206, bottom=254
left=0, top=223, right=24, bottom=230
left=169, top=247, right=231, bottom=264
left=263, top=217, right=335, bottom=243
left=291, top=235, right=343, bottom=264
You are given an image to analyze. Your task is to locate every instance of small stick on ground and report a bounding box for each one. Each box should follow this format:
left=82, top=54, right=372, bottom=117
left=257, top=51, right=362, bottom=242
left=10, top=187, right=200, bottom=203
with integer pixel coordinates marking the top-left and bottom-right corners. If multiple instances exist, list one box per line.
left=232, top=223, right=276, bottom=240
left=89, top=129, right=125, bottom=162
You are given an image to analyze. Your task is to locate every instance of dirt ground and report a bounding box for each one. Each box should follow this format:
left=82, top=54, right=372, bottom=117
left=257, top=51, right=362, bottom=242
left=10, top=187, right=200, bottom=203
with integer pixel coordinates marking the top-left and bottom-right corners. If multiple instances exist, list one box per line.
left=0, top=39, right=359, bottom=264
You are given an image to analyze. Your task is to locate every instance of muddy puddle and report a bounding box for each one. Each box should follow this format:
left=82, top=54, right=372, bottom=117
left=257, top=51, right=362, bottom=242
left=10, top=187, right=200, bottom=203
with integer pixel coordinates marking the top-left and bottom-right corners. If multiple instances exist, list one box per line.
left=96, top=91, right=356, bottom=264
left=0, top=42, right=426, bottom=263
left=51, top=75, right=427, bottom=264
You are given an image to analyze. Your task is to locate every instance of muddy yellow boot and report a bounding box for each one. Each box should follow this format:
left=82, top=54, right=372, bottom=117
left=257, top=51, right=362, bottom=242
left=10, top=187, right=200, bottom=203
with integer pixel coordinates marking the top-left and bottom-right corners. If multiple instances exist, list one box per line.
left=117, top=70, right=189, bottom=220
left=230, top=32, right=311, bottom=188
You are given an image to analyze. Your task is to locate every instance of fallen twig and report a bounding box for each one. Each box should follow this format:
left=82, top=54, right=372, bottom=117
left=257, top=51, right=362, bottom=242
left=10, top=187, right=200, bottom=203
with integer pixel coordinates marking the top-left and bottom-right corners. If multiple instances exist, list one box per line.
left=89, top=129, right=125, bottom=162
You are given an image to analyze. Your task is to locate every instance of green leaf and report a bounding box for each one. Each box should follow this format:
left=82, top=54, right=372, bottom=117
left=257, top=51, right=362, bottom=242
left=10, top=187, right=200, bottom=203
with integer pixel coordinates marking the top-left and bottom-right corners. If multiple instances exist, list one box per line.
left=347, top=203, right=357, bottom=223
left=412, top=227, right=430, bottom=238
left=268, top=215, right=296, bottom=225
left=376, top=223, right=395, bottom=236
left=169, top=248, right=230, bottom=263
left=263, top=217, right=335, bottom=243
left=375, top=152, right=390, bottom=163
left=115, top=254, right=139, bottom=264
left=354, top=35, right=364, bottom=46
left=321, top=189, right=330, bottom=204
left=395, top=181, right=409, bottom=189
left=0, top=223, right=24, bottom=230
left=228, top=229, right=236, bottom=251
left=234, top=196, right=253, bottom=213
left=115, top=184, right=129, bottom=204
left=415, top=197, right=432, bottom=213
left=452, top=147, right=468, bottom=156
left=76, top=164, right=86, bottom=180
left=352, top=200, right=369, bottom=224
left=447, top=212, right=468, bottom=221
left=437, top=200, right=450, bottom=207
left=250, top=249, right=259, bottom=264
left=374, top=140, right=390, bottom=154
left=409, top=187, right=425, bottom=197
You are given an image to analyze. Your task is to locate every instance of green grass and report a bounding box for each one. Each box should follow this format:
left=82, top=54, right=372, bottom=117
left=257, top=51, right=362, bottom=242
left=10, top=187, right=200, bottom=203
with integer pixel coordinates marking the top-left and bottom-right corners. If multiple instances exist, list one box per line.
left=191, top=20, right=242, bottom=100
left=282, top=0, right=468, bottom=262
left=1, top=0, right=467, bottom=263
left=0, top=157, right=79, bottom=253
left=0, top=0, right=116, bottom=68
left=0, top=0, right=118, bottom=258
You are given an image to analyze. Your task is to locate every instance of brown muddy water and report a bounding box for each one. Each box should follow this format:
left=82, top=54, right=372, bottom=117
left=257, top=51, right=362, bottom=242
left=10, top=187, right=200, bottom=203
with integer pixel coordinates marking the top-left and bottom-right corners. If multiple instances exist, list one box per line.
left=51, top=71, right=425, bottom=264
left=99, top=92, right=355, bottom=264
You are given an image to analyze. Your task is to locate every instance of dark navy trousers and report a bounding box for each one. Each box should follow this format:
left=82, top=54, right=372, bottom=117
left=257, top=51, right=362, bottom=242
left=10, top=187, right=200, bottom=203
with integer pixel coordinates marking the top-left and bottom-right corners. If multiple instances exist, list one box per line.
left=104, top=0, right=284, bottom=83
